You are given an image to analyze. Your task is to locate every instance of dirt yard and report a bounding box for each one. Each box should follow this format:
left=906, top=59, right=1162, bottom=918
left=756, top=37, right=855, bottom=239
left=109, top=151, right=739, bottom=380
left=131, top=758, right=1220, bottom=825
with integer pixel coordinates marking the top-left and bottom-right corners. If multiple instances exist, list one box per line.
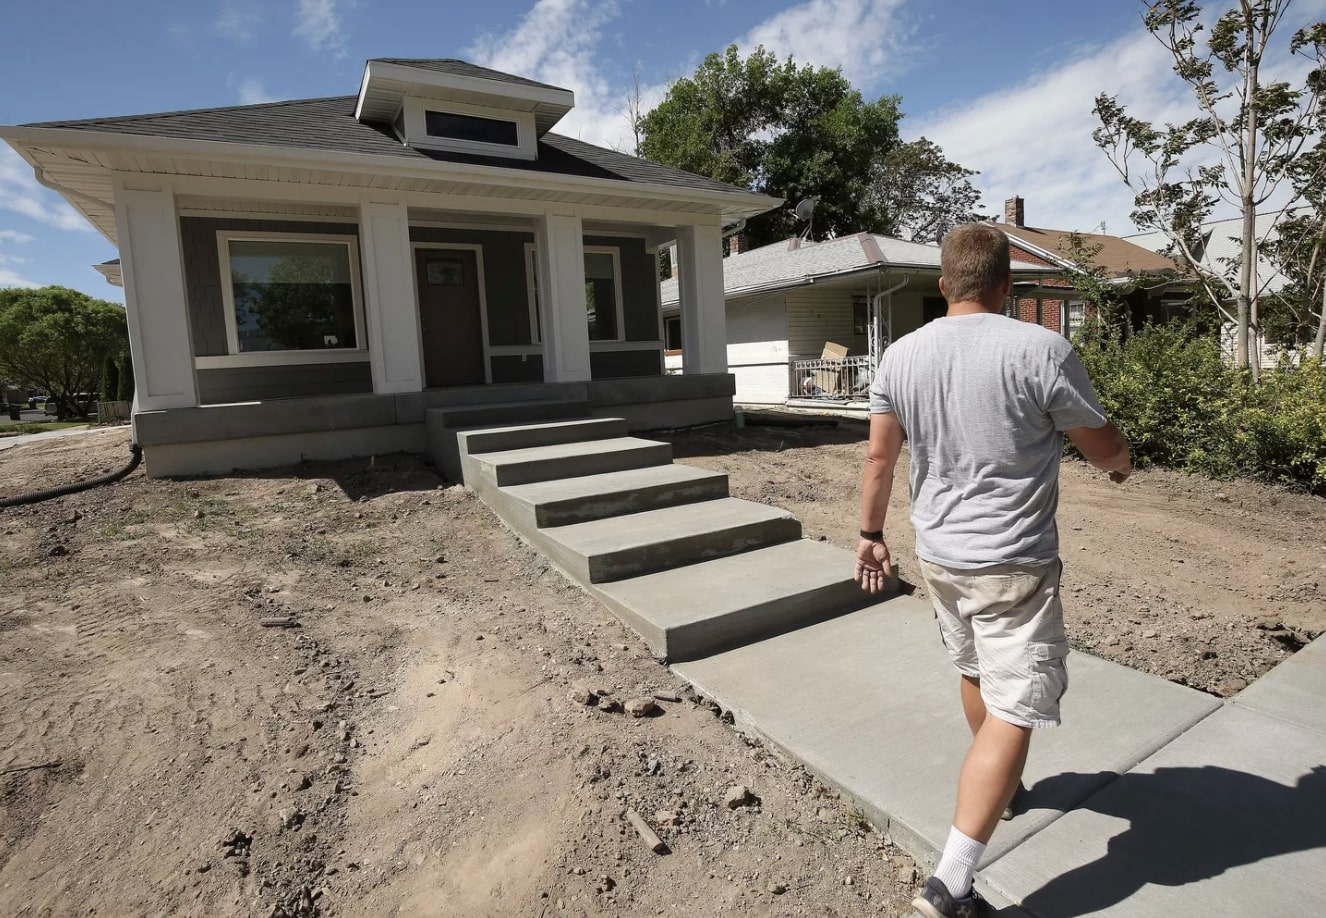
left=1, top=421, right=1322, bottom=918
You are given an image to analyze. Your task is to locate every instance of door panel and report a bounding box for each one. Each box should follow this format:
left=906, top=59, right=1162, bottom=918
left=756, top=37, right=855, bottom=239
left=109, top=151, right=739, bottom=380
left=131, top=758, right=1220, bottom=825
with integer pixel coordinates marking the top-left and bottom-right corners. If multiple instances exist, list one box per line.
left=416, top=249, right=485, bottom=387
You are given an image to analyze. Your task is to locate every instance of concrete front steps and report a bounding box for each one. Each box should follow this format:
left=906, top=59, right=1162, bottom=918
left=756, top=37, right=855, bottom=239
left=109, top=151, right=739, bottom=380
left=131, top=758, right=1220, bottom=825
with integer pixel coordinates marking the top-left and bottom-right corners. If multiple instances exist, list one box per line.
left=440, top=415, right=886, bottom=662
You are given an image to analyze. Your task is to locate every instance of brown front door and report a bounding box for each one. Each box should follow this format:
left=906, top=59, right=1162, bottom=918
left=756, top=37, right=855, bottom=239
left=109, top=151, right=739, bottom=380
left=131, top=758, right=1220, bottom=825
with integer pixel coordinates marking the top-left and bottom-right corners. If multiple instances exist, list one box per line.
left=416, top=248, right=485, bottom=387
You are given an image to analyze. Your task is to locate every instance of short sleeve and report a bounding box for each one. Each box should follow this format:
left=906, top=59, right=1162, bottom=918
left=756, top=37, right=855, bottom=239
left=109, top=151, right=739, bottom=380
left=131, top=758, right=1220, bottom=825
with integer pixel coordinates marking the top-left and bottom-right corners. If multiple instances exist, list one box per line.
left=869, top=354, right=894, bottom=415
left=1046, top=350, right=1108, bottom=431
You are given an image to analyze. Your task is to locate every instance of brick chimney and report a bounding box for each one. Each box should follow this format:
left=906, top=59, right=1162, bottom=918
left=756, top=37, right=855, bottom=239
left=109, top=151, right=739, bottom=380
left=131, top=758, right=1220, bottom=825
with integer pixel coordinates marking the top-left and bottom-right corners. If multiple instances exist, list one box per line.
left=727, top=233, right=748, bottom=256
left=1005, top=196, right=1025, bottom=227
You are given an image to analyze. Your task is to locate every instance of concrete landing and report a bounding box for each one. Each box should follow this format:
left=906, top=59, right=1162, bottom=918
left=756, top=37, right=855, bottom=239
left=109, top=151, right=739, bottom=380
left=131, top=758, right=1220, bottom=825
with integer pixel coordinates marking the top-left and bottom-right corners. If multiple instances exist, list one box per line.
left=1232, top=634, right=1326, bottom=735
left=672, top=598, right=1222, bottom=868
left=593, top=538, right=884, bottom=662
left=538, top=497, right=801, bottom=583
left=981, top=703, right=1326, bottom=916
left=497, top=464, right=729, bottom=529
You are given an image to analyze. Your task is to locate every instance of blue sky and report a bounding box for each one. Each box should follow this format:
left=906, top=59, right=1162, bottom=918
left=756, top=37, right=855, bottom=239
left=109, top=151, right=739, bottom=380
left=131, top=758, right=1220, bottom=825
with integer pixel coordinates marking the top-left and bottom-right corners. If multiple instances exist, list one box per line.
left=0, top=0, right=1320, bottom=301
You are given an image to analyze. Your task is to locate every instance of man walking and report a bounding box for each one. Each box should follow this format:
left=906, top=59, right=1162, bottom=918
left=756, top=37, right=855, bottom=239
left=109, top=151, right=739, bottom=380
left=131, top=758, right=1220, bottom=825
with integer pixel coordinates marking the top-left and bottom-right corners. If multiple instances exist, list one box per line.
left=854, top=224, right=1132, bottom=918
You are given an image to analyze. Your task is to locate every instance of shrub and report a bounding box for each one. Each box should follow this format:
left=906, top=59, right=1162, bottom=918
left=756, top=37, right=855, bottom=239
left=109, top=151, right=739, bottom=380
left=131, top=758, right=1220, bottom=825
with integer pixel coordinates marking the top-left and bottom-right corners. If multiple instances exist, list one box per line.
left=1073, top=325, right=1326, bottom=493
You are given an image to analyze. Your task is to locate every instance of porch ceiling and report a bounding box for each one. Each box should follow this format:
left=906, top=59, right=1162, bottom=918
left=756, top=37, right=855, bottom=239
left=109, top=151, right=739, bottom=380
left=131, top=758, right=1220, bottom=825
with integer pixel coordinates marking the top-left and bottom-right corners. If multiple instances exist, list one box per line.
left=3, top=133, right=777, bottom=247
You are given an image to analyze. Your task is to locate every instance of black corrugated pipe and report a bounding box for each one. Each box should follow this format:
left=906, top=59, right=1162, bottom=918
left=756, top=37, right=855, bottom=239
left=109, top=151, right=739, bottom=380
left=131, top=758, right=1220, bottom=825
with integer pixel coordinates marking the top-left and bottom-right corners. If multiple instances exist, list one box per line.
left=0, top=441, right=143, bottom=508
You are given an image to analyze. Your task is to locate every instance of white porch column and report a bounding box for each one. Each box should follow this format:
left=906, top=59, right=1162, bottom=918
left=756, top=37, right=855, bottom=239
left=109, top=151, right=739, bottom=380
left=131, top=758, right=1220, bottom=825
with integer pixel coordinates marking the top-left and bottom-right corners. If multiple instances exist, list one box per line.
left=534, top=211, right=592, bottom=382
left=112, top=182, right=198, bottom=410
left=359, top=201, right=424, bottom=393
left=676, top=222, right=728, bottom=375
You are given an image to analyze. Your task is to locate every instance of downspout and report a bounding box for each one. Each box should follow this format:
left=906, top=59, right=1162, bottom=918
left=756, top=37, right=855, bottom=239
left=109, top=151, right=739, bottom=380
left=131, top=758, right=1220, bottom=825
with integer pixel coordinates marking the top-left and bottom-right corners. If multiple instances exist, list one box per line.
left=32, top=167, right=115, bottom=212
left=870, top=274, right=911, bottom=368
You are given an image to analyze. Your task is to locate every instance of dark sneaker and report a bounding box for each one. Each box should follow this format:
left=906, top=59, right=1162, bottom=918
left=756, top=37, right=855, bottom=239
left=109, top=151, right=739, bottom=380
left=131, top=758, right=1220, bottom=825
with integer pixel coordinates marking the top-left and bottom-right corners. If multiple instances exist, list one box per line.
left=911, top=876, right=990, bottom=918
left=1001, top=781, right=1029, bottom=821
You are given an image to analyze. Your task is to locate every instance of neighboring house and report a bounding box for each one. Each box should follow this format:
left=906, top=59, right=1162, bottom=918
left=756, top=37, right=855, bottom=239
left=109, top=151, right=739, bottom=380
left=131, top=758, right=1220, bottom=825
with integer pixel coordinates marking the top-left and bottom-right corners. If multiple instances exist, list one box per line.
left=994, top=196, right=1187, bottom=337
left=1, top=58, right=778, bottom=476
left=1126, top=209, right=1309, bottom=364
left=659, top=232, right=1058, bottom=407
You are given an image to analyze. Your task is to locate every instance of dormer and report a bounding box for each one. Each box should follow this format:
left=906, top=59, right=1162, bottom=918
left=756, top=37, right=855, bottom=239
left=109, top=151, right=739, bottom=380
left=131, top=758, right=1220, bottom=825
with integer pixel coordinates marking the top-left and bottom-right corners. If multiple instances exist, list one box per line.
left=354, top=58, right=575, bottom=162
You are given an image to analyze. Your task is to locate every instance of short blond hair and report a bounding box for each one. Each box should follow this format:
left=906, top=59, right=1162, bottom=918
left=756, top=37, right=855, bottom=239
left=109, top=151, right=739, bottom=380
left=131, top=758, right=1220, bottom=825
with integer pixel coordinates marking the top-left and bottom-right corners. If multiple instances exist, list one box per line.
left=941, top=224, right=1011, bottom=304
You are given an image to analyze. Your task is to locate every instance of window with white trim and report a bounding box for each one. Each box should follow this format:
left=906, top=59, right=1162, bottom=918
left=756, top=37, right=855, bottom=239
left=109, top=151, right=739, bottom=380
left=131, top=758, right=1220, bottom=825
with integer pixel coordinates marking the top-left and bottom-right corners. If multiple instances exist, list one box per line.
left=524, top=244, right=626, bottom=344
left=219, top=233, right=364, bottom=357
left=1065, top=300, right=1087, bottom=340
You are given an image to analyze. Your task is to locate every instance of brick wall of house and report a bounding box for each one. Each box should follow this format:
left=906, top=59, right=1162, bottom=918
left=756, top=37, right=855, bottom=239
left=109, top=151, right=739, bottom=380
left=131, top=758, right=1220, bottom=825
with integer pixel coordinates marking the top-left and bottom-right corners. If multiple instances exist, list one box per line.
left=1005, top=241, right=1070, bottom=334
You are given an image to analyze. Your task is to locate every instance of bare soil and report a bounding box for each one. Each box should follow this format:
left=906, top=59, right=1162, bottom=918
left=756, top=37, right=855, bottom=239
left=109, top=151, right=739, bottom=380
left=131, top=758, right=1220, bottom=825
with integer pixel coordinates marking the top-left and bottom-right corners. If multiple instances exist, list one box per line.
left=1, top=420, right=1321, bottom=918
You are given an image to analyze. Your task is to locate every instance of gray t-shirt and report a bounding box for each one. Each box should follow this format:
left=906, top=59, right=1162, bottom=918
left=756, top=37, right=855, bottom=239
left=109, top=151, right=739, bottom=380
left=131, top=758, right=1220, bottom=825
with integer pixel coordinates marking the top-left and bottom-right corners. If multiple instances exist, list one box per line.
left=869, top=312, right=1108, bottom=569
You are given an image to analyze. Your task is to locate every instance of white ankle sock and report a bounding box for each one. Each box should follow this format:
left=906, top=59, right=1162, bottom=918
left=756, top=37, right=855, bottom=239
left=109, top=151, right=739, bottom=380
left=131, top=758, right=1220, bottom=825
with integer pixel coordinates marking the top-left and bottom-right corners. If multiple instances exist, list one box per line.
left=932, top=825, right=986, bottom=899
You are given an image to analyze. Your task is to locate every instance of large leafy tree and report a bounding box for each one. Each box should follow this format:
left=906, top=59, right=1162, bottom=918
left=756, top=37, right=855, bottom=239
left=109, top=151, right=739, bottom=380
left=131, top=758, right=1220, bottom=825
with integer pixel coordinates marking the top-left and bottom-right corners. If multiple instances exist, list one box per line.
left=639, top=45, right=984, bottom=246
left=0, top=286, right=128, bottom=419
left=1092, top=0, right=1326, bottom=379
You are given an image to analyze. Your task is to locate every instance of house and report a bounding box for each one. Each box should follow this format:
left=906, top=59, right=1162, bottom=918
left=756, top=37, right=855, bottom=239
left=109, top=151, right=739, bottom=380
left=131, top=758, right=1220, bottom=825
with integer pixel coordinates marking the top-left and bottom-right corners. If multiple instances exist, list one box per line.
left=0, top=58, right=778, bottom=477
left=1126, top=209, right=1309, bottom=363
left=659, top=232, right=1059, bottom=407
left=994, top=196, right=1187, bottom=335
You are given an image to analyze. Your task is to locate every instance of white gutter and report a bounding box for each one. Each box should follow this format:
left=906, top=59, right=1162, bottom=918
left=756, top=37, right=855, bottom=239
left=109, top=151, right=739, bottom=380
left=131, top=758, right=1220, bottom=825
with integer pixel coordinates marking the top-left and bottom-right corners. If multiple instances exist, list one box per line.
left=0, top=124, right=782, bottom=221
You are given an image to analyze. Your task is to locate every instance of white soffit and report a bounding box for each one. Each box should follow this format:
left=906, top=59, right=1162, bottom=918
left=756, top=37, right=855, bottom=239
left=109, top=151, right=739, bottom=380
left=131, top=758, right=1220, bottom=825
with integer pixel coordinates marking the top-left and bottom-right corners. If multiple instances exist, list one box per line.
left=355, top=61, right=574, bottom=134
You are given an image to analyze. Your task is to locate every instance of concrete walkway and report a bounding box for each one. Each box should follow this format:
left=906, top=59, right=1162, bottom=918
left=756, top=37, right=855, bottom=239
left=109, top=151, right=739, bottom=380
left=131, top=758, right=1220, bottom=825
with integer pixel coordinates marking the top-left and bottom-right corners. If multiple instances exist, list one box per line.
left=0, top=424, right=101, bottom=452
left=449, top=413, right=1326, bottom=917
left=676, top=603, right=1326, bottom=915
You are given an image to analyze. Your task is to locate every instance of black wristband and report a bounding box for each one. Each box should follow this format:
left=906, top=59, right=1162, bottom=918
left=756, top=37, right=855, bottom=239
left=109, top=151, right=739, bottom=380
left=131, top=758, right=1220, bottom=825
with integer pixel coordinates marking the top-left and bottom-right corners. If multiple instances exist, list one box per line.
left=860, top=529, right=885, bottom=542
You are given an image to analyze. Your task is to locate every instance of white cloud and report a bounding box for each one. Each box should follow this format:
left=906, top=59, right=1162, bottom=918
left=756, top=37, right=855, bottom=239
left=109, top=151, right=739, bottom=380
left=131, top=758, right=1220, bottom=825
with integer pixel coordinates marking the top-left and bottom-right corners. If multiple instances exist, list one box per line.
left=0, top=267, right=41, bottom=289
left=293, top=0, right=346, bottom=56
left=214, top=1, right=263, bottom=44
left=0, top=146, right=92, bottom=233
left=739, top=0, right=912, bottom=86
left=239, top=79, right=278, bottom=105
left=467, top=1, right=641, bottom=149
left=0, top=230, right=35, bottom=244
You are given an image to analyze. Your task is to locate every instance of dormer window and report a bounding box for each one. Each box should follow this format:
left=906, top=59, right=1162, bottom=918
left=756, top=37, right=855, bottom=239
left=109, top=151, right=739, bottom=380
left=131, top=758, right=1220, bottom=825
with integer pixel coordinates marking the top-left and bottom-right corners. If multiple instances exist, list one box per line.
left=356, top=58, right=576, bottom=163
left=425, top=110, right=518, bottom=147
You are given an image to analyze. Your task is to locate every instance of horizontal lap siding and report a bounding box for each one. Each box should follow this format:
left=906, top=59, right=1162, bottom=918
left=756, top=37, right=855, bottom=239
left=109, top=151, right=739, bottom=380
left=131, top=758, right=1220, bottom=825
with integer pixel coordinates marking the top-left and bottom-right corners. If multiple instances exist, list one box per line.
left=197, top=362, right=372, bottom=405
left=726, top=294, right=791, bottom=403
left=786, top=288, right=866, bottom=359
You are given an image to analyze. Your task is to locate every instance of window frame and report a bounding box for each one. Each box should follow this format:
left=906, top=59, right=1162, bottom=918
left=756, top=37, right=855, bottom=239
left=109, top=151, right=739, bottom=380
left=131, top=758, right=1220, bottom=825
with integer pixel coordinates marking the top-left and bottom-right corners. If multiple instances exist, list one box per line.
left=1064, top=300, right=1087, bottom=340
left=523, top=243, right=629, bottom=346
left=208, top=230, right=368, bottom=369
left=401, top=97, right=537, bottom=160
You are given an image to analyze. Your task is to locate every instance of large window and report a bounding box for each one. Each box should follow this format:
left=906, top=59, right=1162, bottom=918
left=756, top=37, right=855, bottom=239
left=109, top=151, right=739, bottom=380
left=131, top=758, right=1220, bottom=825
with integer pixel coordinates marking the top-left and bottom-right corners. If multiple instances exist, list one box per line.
left=524, top=245, right=626, bottom=344
left=219, top=234, right=364, bottom=360
left=425, top=110, right=519, bottom=147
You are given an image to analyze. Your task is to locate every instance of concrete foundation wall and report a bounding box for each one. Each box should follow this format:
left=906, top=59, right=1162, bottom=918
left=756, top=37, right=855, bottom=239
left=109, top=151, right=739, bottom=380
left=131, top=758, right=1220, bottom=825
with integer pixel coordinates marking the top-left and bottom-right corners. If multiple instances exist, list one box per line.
left=135, top=374, right=736, bottom=477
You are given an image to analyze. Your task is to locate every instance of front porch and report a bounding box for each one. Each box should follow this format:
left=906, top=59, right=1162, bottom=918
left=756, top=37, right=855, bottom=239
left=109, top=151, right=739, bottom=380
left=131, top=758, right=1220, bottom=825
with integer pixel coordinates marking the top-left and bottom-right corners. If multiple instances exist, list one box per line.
left=115, top=186, right=741, bottom=477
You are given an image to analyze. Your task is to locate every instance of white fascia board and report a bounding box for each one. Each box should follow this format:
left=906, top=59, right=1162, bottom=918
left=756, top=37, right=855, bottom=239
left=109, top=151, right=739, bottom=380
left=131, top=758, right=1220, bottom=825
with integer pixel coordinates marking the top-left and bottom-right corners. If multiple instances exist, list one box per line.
left=0, top=125, right=781, bottom=222
left=1001, top=232, right=1077, bottom=270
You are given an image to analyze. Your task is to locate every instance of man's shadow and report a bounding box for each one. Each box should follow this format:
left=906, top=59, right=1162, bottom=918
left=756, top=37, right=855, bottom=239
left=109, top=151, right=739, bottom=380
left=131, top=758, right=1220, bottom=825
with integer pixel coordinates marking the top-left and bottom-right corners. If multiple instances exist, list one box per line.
left=1003, top=765, right=1326, bottom=916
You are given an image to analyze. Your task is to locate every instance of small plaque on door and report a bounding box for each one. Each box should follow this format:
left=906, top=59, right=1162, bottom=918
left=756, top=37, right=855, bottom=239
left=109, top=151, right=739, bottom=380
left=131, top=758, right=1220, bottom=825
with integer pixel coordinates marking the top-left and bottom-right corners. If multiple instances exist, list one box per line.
left=426, top=258, right=465, bottom=286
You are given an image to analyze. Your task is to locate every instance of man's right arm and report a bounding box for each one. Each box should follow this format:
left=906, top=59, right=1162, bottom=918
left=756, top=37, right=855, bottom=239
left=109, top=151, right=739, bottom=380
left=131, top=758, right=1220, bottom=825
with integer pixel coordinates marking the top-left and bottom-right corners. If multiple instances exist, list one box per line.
left=1067, top=421, right=1133, bottom=483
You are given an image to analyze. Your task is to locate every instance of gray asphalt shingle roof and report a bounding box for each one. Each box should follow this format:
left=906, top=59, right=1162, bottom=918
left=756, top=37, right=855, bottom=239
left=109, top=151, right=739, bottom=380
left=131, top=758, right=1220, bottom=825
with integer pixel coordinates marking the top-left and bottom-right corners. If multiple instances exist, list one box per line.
left=660, top=233, right=1051, bottom=305
left=369, top=58, right=570, bottom=93
left=22, top=96, right=755, bottom=197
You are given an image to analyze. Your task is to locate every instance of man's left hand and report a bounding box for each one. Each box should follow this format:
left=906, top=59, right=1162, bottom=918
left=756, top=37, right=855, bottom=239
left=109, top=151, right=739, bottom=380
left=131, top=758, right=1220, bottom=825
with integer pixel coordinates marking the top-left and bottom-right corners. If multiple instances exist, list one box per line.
left=854, top=538, right=893, bottom=594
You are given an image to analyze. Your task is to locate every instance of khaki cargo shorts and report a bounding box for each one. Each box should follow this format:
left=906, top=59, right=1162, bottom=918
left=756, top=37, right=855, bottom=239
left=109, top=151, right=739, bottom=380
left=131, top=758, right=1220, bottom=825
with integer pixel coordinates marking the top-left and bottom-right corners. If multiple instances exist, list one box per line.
left=916, top=556, right=1069, bottom=729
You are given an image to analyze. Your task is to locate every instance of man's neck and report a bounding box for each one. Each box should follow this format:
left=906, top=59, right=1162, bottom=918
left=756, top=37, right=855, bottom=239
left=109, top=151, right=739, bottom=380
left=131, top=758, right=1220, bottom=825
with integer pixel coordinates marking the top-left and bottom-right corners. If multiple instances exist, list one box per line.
left=946, top=300, right=1003, bottom=318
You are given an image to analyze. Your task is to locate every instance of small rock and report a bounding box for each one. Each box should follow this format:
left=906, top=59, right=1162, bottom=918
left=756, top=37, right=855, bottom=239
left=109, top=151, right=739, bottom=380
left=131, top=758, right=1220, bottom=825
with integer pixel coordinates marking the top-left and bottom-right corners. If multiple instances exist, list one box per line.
left=768, top=882, right=787, bottom=895
left=410, top=737, right=431, bottom=750
left=196, top=862, right=211, bottom=874
left=66, top=510, right=83, bottom=524
left=568, top=685, right=599, bottom=706
left=655, top=810, right=680, bottom=827
left=362, top=594, right=372, bottom=603
left=48, top=544, right=69, bottom=557
left=723, top=785, right=756, bottom=809
left=1214, top=492, right=1231, bottom=502
left=624, top=697, right=659, bottom=718
left=194, top=509, right=206, bottom=519
left=844, top=875, right=854, bottom=886
left=1141, top=629, right=1159, bottom=640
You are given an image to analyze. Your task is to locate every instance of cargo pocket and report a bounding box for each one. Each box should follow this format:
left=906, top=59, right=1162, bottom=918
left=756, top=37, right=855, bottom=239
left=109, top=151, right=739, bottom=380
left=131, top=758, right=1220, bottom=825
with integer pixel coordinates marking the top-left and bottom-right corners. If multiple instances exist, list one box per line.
left=1028, top=641, right=1069, bottom=711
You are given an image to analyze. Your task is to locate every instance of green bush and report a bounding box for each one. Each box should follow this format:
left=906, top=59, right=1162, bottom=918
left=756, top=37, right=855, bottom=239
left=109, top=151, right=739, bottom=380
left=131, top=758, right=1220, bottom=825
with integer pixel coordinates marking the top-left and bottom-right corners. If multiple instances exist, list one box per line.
left=1074, top=324, right=1326, bottom=493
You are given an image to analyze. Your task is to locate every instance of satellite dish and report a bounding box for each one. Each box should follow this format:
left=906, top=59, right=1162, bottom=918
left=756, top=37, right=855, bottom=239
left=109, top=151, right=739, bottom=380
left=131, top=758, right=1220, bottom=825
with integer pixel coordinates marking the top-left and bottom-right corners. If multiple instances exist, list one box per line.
left=794, top=198, right=817, bottom=241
